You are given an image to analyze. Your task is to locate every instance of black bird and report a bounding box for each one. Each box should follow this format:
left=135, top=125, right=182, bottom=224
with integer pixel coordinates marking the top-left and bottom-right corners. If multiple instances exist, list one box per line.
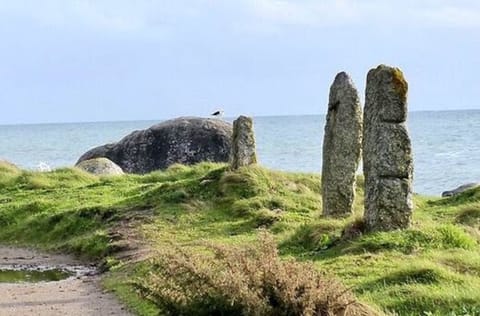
left=211, top=110, right=224, bottom=117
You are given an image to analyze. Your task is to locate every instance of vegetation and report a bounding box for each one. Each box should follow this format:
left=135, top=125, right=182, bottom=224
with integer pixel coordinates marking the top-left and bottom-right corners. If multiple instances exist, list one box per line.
left=1, top=160, right=479, bottom=315
left=136, top=232, right=371, bottom=316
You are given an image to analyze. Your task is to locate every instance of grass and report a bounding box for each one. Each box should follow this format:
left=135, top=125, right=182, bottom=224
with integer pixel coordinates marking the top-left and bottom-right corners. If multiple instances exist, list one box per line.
left=0, top=160, right=479, bottom=315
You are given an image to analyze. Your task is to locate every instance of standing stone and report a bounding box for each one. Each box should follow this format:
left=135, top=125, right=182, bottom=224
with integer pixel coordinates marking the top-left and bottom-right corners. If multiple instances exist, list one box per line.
left=230, top=116, right=257, bottom=169
left=322, top=72, right=363, bottom=216
left=363, top=65, right=413, bottom=231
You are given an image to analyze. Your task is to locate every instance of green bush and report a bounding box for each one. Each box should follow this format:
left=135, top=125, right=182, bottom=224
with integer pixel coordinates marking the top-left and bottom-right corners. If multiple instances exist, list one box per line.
left=136, top=232, right=374, bottom=316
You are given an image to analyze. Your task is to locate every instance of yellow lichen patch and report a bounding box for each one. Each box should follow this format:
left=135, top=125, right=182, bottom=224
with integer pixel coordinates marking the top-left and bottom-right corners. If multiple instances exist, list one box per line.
left=392, top=68, right=408, bottom=102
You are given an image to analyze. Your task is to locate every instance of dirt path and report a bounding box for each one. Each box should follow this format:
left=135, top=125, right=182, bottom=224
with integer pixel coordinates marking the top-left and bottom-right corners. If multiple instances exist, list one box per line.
left=0, top=246, right=132, bottom=316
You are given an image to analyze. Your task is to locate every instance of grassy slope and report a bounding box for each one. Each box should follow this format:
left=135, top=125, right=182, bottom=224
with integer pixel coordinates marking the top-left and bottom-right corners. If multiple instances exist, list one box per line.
left=0, top=161, right=479, bottom=315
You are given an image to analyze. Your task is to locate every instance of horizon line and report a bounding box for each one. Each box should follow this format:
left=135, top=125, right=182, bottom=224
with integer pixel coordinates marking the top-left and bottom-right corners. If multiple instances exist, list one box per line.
left=1, top=108, right=479, bottom=127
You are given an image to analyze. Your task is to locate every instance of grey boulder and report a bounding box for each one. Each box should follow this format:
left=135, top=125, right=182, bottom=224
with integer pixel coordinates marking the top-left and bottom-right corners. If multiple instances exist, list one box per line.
left=77, top=117, right=232, bottom=174
left=76, top=158, right=124, bottom=176
left=442, top=183, right=480, bottom=197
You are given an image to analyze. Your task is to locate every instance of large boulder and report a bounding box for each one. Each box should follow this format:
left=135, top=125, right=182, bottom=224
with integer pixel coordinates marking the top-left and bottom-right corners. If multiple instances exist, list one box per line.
left=77, top=117, right=233, bottom=174
left=76, top=158, right=124, bottom=176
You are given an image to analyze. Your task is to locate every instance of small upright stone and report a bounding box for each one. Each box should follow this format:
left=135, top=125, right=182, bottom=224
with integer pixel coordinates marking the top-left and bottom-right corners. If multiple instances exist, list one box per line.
left=363, top=65, right=414, bottom=231
left=322, top=72, right=363, bottom=216
left=230, top=116, right=257, bottom=169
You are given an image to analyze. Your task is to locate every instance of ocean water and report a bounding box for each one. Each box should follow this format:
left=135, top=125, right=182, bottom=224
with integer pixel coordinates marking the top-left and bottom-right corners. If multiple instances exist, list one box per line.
left=1, top=110, right=479, bottom=196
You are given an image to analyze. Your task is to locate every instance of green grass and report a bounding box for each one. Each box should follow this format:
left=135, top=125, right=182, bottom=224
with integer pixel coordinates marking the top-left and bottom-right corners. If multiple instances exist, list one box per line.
left=1, top=160, right=479, bottom=315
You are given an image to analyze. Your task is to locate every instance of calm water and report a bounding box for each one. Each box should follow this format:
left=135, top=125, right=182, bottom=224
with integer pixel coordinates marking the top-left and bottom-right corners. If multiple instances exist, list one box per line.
left=0, top=268, right=73, bottom=283
left=1, top=111, right=479, bottom=196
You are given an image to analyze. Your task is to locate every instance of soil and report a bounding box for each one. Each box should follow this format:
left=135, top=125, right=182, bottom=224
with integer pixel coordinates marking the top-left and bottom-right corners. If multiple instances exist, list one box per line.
left=0, top=246, right=132, bottom=316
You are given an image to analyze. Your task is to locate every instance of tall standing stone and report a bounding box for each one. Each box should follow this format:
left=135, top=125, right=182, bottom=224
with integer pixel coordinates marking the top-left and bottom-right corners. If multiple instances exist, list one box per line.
left=363, top=65, right=413, bottom=231
left=322, top=72, right=363, bottom=216
left=230, top=116, right=257, bottom=169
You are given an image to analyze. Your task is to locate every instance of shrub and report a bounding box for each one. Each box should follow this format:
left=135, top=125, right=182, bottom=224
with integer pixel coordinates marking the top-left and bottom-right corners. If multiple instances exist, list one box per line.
left=136, top=232, right=374, bottom=316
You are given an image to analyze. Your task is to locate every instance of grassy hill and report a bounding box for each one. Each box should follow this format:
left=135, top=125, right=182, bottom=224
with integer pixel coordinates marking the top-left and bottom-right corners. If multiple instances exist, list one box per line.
left=0, top=160, right=479, bottom=315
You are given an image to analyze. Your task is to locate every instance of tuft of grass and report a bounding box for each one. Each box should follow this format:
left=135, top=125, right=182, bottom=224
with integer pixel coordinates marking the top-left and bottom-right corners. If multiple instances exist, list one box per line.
left=343, top=225, right=476, bottom=254
left=249, top=208, right=282, bottom=228
left=0, top=160, right=21, bottom=188
left=281, top=221, right=342, bottom=254
left=456, top=204, right=480, bottom=226
left=342, top=217, right=368, bottom=241
left=365, top=266, right=446, bottom=287
left=0, top=160, right=20, bottom=174
left=104, top=265, right=162, bottom=316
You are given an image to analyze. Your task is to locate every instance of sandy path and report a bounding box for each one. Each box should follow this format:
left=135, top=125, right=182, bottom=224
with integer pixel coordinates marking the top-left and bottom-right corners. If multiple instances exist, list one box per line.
left=0, top=246, right=132, bottom=316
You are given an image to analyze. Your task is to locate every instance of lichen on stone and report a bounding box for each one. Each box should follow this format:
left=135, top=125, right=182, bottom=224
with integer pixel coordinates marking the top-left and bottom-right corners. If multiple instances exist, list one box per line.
left=392, top=67, right=408, bottom=102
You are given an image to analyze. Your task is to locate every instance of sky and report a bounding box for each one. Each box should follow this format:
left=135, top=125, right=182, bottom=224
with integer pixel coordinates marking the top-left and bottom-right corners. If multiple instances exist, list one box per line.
left=0, top=0, right=479, bottom=124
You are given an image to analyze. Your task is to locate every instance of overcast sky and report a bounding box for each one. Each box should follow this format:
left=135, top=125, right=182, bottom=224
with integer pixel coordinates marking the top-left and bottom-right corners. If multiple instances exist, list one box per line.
left=1, top=0, right=479, bottom=124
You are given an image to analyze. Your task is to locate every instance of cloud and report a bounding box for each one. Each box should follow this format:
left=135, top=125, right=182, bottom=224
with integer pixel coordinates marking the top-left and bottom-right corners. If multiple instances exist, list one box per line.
left=416, top=5, right=480, bottom=28
left=245, top=0, right=360, bottom=26
left=244, top=0, right=480, bottom=28
left=0, top=0, right=479, bottom=37
left=0, top=0, right=175, bottom=34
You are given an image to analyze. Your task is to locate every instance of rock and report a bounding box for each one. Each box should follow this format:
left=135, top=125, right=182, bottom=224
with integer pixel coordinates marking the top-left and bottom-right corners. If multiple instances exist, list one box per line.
left=363, top=65, right=414, bottom=231
left=230, top=116, right=257, bottom=169
left=442, top=183, right=480, bottom=197
left=76, top=158, right=124, bottom=176
left=77, top=117, right=232, bottom=174
left=321, top=72, right=362, bottom=216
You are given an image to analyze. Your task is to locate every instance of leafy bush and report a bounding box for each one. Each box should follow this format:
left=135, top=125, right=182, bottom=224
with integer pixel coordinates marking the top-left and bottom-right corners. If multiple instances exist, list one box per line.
left=136, top=232, right=374, bottom=316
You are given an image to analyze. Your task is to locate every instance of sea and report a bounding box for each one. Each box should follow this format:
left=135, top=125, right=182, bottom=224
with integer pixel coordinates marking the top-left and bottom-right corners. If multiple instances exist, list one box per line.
left=1, top=110, right=479, bottom=196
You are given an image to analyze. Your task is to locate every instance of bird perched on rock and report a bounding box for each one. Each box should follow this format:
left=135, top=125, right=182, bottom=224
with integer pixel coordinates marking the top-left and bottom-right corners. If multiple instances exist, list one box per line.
left=211, top=109, right=224, bottom=117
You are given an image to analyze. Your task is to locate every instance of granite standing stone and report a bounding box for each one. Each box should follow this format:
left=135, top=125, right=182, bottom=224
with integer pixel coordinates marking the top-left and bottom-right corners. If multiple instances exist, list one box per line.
left=230, top=116, right=257, bottom=169
left=363, top=65, right=413, bottom=231
left=322, top=72, right=363, bottom=216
